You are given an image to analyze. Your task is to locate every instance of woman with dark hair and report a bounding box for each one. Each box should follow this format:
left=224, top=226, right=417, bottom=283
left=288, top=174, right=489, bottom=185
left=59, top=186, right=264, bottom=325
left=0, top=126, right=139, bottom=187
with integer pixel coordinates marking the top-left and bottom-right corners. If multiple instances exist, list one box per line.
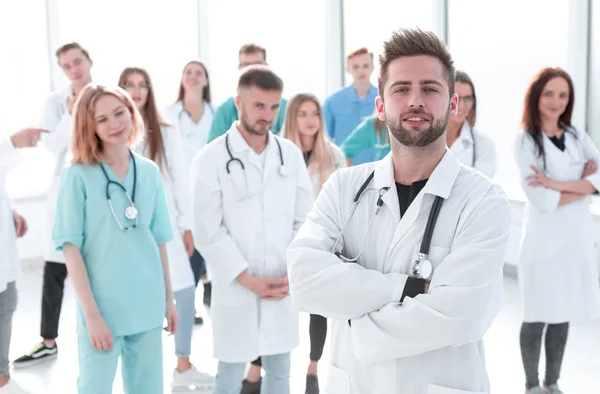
left=445, top=70, right=496, bottom=177
left=164, top=60, right=214, bottom=317
left=514, top=67, right=600, bottom=394
left=119, top=67, right=214, bottom=391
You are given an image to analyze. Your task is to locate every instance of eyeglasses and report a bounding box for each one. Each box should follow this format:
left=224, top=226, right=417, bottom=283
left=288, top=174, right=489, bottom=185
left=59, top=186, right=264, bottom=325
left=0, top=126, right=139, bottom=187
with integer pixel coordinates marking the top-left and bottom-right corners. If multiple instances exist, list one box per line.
left=124, top=83, right=150, bottom=92
left=458, top=95, right=475, bottom=105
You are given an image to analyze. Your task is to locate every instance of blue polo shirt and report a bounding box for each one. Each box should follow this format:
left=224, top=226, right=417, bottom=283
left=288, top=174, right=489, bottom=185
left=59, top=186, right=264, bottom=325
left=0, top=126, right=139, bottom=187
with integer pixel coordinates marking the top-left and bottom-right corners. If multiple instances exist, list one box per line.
left=323, top=84, right=378, bottom=165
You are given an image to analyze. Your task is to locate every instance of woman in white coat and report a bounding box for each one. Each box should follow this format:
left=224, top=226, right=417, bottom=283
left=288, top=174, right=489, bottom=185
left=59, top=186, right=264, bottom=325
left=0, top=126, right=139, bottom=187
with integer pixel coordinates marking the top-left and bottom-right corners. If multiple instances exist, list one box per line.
left=119, top=67, right=214, bottom=391
left=514, top=67, right=600, bottom=394
left=164, top=60, right=214, bottom=317
left=446, top=71, right=496, bottom=178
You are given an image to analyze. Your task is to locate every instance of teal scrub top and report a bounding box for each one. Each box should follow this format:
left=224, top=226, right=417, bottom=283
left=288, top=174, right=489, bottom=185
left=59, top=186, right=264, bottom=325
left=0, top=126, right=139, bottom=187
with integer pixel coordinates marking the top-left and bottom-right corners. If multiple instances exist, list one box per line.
left=323, top=84, right=378, bottom=165
left=207, top=96, right=288, bottom=142
left=53, top=152, right=173, bottom=337
left=341, top=116, right=391, bottom=162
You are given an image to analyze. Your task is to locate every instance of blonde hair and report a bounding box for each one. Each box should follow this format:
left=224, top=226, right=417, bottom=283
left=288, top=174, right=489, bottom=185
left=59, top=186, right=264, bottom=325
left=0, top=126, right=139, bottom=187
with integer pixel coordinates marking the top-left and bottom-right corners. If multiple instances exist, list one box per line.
left=71, top=83, right=144, bottom=165
left=281, top=93, right=335, bottom=191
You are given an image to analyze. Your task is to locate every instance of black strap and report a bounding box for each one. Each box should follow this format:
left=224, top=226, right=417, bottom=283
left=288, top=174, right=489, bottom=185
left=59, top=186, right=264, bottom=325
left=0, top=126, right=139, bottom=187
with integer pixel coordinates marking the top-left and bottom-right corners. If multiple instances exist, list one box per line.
left=419, top=196, right=444, bottom=255
left=353, top=171, right=375, bottom=203
left=99, top=150, right=136, bottom=202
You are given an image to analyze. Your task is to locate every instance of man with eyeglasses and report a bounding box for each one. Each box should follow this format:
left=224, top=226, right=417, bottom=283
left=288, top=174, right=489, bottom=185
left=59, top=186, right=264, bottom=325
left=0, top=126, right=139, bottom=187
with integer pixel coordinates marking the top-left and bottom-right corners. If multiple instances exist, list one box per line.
left=207, top=43, right=288, bottom=143
left=13, top=42, right=94, bottom=369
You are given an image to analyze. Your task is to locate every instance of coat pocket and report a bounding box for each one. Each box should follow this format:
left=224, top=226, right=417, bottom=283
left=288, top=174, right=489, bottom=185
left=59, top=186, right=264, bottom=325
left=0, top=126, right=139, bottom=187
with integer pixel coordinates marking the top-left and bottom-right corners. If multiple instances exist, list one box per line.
left=427, top=384, right=487, bottom=394
left=326, top=364, right=350, bottom=394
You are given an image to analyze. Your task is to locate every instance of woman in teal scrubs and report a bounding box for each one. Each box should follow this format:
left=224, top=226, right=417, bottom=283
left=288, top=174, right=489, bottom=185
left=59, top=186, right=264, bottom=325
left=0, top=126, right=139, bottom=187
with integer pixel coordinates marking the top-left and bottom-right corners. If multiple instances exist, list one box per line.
left=341, top=113, right=390, bottom=166
left=52, top=83, right=177, bottom=394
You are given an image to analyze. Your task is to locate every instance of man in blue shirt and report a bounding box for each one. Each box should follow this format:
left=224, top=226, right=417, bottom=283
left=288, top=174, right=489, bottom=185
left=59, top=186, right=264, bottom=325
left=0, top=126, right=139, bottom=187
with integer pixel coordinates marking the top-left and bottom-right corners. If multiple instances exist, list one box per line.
left=323, top=47, right=378, bottom=165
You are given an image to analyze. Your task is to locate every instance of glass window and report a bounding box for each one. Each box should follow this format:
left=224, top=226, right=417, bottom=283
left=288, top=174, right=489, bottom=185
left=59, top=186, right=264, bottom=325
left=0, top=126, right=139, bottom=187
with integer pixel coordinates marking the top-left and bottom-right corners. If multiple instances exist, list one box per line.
left=55, top=0, right=199, bottom=109
left=589, top=1, right=600, bottom=147
left=448, top=0, right=570, bottom=199
left=0, top=1, right=53, bottom=199
left=206, top=0, right=327, bottom=104
left=343, top=0, right=435, bottom=86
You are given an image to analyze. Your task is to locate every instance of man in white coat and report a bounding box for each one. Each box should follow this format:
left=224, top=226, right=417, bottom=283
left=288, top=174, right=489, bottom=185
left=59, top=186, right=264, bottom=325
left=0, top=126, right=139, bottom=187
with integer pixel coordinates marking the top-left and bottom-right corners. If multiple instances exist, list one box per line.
left=191, top=66, right=313, bottom=394
left=14, top=42, right=93, bottom=368
left=287, top=28, right=511, bottom=394
left=1, top=128, right=44, bottom=387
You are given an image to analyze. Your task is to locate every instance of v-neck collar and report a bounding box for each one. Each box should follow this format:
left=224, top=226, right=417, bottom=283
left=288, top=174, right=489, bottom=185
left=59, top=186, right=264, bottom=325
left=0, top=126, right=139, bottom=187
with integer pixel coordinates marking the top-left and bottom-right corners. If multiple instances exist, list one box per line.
left=102, top=153, right=134, bottom=185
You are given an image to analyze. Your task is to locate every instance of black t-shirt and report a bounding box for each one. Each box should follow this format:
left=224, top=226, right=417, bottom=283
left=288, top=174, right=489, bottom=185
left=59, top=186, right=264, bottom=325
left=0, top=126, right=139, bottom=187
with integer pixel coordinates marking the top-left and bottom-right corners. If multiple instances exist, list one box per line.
left=395, top=178, right=429, bottom=217
left=549, top=134, right=566, bottom=152
left=303, top=150, right=312, bottom=165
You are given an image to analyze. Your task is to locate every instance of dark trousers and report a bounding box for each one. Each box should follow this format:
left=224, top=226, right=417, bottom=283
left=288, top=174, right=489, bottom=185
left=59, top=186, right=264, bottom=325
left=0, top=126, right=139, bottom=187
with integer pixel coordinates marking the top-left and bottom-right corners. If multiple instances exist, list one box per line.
left=520, top=322, right=569, bottom=389
left=190, top=249, right=207, bottom=286
left=251, top=314, right=328, bottom=367
left=41, top=261, right=68, bottom=340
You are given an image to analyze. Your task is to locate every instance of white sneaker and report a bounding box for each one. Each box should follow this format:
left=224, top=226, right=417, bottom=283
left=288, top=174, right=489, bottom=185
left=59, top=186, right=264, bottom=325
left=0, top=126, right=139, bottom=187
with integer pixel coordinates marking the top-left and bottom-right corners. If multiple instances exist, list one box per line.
left=172, top=366, right=214, bottom=391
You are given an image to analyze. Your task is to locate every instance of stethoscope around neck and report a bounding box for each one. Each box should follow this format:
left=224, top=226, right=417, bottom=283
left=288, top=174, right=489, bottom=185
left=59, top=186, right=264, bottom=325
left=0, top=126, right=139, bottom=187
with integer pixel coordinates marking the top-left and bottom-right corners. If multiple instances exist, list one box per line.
left=332, top=170, right=445, bottom=280
left=99, top=150, right=139, bottom=231
left=224, top=133, right=289, bottom=199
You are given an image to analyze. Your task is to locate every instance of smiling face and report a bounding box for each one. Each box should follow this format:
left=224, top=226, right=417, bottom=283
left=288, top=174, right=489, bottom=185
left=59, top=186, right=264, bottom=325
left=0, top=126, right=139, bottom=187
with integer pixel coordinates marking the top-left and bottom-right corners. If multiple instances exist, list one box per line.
left=182, top=62, right=208, bottom=94
left=58, top=48, right=93, bottom=87
left=94, top=94, right=132, bottom=148
left=376, top=55, right=458, bottom=147
left=538, top=76, right=570, bottom=123
left=296, top=100, right=321, bottom=137
left=449, top=81, right=474, bottom=126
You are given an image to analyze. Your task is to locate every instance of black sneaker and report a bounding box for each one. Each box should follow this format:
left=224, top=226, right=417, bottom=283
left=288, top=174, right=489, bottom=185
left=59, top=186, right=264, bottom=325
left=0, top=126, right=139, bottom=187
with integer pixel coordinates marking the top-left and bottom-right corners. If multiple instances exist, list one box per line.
left=305, top=374, right=319, bottom=394
left=194, top=313, right=204, bottom=325
left=13, top=342, right=58, bottom=368
left=240, top=378, right=261, bottom=394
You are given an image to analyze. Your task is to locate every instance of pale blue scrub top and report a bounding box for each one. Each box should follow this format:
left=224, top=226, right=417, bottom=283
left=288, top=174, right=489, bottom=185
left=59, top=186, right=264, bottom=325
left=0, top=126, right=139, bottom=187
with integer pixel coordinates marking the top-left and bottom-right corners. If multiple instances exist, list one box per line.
left=207, top=96, right=288, bottom=143
left=323, top=84, right=378, bottom=165
left=53, top=152, right=173, bottom=337
left=341, top=116, right=391, bottom=162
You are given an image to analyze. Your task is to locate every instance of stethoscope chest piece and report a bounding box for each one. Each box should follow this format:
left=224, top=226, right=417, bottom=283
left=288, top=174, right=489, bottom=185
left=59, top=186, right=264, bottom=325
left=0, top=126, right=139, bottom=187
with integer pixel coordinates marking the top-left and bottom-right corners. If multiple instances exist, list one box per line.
left=412, top=253, right=433, bottom=280
left=125, top=206, right=138, bottom=220
left=279, top=165, right=290, bottom=177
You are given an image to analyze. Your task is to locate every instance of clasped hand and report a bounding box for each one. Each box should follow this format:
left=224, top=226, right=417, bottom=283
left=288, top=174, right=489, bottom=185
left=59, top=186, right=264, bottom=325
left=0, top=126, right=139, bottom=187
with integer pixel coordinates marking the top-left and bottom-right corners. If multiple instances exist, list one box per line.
left=527, top=160, right=597, bottom=190
left=238, top=272, right=289, bottom=301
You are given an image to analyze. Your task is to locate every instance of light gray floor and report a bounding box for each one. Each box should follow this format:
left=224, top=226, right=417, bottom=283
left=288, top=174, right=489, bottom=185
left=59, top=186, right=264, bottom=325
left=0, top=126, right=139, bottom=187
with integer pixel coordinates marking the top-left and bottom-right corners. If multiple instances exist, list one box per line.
left=2, top=266, right=599, bottom=393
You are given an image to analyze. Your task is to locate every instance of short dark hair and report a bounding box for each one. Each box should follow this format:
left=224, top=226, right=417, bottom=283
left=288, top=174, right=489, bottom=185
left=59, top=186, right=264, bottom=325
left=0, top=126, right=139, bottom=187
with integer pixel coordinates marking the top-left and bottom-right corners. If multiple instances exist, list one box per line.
left=55, top=42, right=91, bottom=61
left=237, top=65, right=283, bottom=93
left=239, top=43, right=267, bottom=61
left=378, top=28, right=455, bottom=100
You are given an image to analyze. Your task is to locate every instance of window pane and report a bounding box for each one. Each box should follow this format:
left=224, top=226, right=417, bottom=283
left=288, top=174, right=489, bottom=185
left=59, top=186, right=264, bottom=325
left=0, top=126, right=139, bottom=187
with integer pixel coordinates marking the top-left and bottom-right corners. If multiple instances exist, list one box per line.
left=55, top=0, right=199, bottom=109
left=0, top=1, right=53, bottom=199
left=448, top=0, right=570, bottom=199
left=206, top=0, right=327, bottom=104
left=343, top=0, right=435, bottom=86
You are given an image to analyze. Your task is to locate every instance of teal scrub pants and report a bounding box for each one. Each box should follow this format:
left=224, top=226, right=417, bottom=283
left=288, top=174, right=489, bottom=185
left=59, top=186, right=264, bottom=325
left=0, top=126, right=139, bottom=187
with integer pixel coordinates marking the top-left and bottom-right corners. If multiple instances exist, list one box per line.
left=77, top=326, right=163, bottom=394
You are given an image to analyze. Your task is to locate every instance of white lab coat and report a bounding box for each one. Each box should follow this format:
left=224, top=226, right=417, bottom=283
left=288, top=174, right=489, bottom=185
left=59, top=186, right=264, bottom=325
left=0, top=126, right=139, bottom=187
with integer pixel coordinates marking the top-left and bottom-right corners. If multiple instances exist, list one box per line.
left=164, top=100, right=215, bottom=168
left=134, top=124, right=195, bottom=293
left=449, top=121, right=496, bottom=179
left=514, top=129, right=600, bottom=323
left=40, top=85, right=74, bottom=264
left=0, top=138, right=21, bottom=293
left=287, top=151, right=511, bottom=394
left=190, top=123, right=313, bottom=363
